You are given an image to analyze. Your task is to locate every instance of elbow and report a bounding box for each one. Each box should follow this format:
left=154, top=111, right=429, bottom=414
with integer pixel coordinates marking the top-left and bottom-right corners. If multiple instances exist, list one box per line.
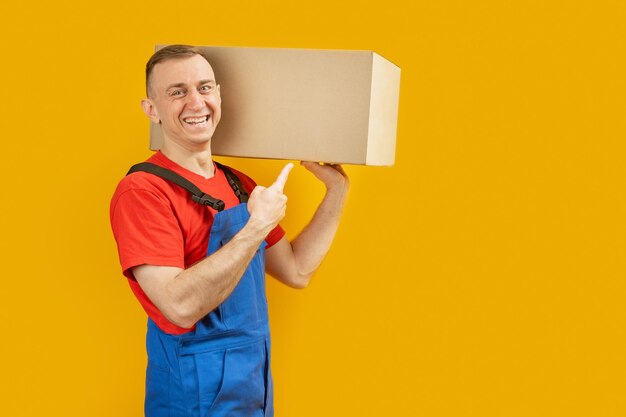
left=169, top=315, right=197, bottom=330
left=162, top=303, right=199, bottom=330
left=270, top=266, right=313, bottom=289
left=288, top=272, right=312, bottom=289
left=159, top=282, right=206, bottom=329
left=290, top=280, right=309, bottom=290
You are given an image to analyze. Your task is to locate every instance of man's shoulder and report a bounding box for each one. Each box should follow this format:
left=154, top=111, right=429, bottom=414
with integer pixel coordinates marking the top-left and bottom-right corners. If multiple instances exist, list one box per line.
left=111, top=155, right=183, bottom=209
left=116, top=169, right=168, bottom=192
left=114, top=152, right=183, bottom=192
left=110, top=172, right=175, bottom=219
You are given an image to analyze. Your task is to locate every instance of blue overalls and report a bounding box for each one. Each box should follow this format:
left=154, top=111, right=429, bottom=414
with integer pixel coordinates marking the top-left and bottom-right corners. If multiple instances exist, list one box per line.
left=127, top=162, right=273, bottom=417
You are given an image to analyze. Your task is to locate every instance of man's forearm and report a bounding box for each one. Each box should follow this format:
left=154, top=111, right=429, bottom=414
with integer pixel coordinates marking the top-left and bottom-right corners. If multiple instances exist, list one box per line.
left=291, top=184, right=349, bottom=277
left=265, top=172, right=349, bottom=289
left=164, top=219, right=269, bottom=328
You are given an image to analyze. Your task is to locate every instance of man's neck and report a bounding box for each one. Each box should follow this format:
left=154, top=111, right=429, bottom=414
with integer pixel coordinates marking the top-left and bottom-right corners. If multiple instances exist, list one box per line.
left=160, top=140, right=215, bottom=179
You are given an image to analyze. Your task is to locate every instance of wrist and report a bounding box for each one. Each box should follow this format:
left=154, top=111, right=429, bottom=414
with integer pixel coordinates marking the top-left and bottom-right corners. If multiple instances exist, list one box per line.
left=326, top=179, right=350, bottom=198
left=242, top=216, right=274, bottom=241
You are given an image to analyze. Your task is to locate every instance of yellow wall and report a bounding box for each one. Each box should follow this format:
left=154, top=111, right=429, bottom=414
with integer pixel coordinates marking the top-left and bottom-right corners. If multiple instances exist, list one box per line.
left=1, top=1, right=625, bottom=416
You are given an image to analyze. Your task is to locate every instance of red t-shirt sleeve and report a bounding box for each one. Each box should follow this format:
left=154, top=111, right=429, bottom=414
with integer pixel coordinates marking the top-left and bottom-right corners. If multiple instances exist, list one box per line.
left=265, top=224, right=285, bottom=248
left=111, top=186, right=185, bottom=279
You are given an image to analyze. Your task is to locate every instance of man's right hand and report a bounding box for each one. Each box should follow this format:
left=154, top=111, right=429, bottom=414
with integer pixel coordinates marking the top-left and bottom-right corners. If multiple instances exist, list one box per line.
left=246, top=163, right=294, bottom=233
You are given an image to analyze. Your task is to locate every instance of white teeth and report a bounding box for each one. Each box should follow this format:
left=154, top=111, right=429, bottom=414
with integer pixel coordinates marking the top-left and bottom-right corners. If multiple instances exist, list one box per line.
left=184, top=116, right=209, bottom=124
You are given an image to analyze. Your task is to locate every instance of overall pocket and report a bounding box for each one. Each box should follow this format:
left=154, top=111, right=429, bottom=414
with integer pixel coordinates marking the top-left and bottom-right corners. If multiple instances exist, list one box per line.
left=179, top=348, right=226, bottom=416
left=206, top=338, right=268, bottom=416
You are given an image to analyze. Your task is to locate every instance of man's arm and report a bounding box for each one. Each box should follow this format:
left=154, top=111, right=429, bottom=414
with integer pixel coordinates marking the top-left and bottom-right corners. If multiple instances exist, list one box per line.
left=265, top=161, right=349, bottom=289
left=132, top=163, right=293, bottom=329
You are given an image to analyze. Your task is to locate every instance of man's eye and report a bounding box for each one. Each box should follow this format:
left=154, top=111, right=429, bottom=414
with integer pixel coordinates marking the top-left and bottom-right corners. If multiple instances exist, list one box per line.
left=171, top=90, right=185, bottom=97
left=200, top=85, right=213, bottom=92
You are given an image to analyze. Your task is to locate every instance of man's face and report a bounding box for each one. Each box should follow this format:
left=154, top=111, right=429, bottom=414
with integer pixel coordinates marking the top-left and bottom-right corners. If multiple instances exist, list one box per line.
left=143, top=54, right=221, bottom=149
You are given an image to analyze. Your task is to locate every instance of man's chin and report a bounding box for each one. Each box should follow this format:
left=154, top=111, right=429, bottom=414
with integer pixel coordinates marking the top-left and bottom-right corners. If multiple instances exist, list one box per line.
left=162, top=132, right=213, bottom=149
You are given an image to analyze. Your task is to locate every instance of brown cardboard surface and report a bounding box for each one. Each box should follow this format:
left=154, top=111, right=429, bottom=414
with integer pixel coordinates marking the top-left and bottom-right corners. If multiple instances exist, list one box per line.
left=150, top=46, right=401, bottom=166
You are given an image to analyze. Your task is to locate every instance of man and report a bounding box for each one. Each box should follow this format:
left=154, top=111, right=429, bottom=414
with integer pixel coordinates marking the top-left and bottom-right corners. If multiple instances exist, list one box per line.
left=110, top=44, right=349, bottom=416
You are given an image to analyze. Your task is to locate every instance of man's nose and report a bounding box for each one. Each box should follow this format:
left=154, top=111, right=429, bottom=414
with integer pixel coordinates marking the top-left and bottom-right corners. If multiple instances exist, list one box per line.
left=186, top=89, right=205, bottom=109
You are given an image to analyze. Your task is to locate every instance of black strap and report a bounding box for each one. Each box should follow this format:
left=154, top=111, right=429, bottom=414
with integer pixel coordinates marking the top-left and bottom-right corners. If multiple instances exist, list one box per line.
left=126, top=162, right=248, bottom=211
left=215, top=162, right=249, bottom=203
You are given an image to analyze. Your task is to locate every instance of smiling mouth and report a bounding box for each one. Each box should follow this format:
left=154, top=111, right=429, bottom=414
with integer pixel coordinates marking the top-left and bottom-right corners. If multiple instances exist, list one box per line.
left=183, top=115, right=210, bottom=125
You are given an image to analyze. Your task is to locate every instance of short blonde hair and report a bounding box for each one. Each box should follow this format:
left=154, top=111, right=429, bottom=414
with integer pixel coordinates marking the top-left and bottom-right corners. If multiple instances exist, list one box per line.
left=145, top=44, right=212, bottom=97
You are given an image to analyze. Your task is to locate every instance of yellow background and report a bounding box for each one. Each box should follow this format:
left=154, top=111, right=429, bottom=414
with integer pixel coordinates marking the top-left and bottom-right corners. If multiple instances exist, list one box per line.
left=1, top=1, right=625, bottom=416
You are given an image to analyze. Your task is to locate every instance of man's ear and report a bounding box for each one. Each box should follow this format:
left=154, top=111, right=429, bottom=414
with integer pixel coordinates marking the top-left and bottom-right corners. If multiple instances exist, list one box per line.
left=141, top=99, right=160, bottom=124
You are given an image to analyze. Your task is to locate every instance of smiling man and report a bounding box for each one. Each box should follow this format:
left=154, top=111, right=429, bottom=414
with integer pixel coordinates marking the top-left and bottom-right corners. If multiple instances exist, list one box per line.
left=110, top=45, right=349, bottom=416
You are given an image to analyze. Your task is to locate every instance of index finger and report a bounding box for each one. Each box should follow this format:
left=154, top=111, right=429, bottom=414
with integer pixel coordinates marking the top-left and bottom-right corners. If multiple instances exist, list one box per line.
left=271, top=163, right=294, bottom=192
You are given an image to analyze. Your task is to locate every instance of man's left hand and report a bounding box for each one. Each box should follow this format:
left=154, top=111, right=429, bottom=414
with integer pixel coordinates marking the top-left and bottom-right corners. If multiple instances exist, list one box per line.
left=300, top=161, right=349, bottom=192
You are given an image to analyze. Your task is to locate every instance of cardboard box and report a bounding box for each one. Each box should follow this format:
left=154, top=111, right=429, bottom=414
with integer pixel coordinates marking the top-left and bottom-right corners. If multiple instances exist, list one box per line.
left=150, top=46, right=401, bottom=166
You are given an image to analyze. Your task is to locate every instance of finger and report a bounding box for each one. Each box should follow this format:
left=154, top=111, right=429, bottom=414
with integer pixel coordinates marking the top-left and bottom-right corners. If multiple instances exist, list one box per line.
left=301, top=161, right=341, bottom=175
left=300, top=161, right=320, bottom=172
left=331, top=164, right=347, bottom=177
left=271, top=162, right=294, bottom=192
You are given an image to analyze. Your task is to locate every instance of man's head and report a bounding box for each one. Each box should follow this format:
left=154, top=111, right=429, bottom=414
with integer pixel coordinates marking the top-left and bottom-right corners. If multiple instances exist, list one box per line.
left=142, top=45, right=221, bottom=150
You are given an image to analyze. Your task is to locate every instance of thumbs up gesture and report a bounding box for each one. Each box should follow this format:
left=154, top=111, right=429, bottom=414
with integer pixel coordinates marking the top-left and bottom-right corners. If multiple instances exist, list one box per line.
left=247, top=163, right=294, bottom=234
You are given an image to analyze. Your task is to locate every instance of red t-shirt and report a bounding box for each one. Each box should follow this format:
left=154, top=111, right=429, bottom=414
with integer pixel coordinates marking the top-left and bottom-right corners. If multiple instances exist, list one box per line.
left=110, top=151, right=285, bottom=334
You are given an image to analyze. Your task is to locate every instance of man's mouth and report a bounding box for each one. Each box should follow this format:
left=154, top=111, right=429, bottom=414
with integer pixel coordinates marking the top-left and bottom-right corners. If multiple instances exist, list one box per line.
left=183, top=115, right=210, bottom=125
